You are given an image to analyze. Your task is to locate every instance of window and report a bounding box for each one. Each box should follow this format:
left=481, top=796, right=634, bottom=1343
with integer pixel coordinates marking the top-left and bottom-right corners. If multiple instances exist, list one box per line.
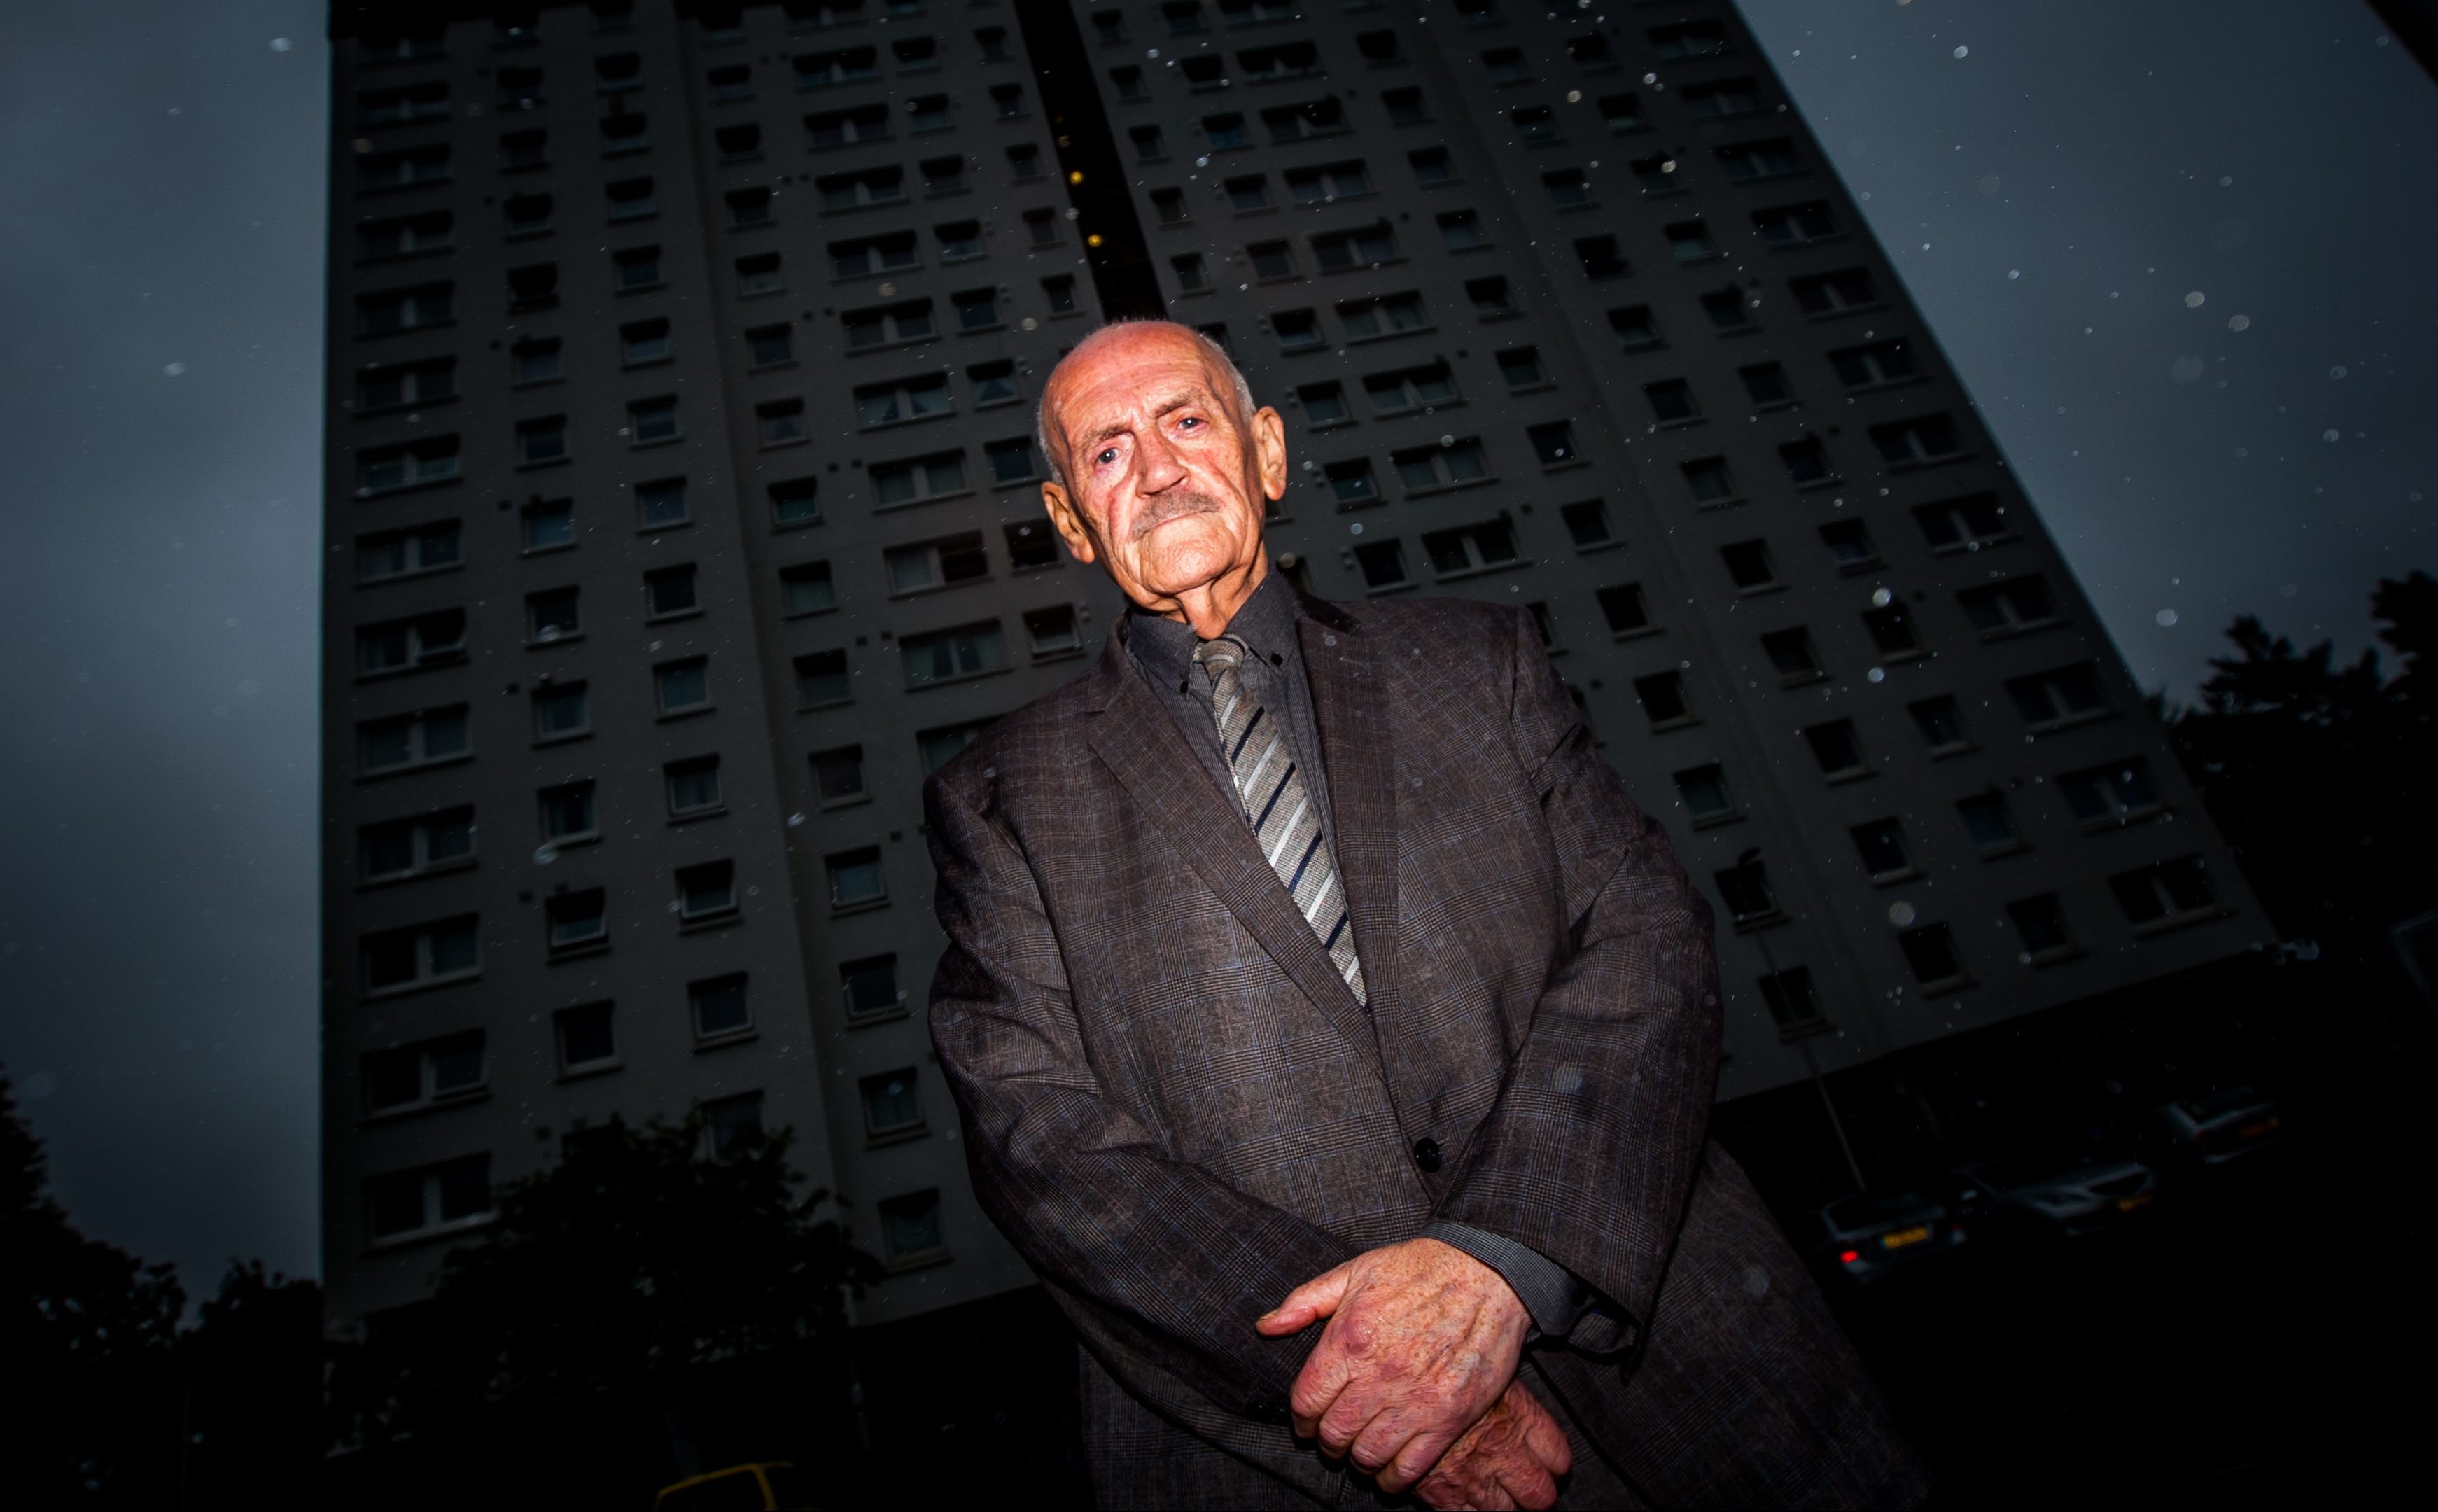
left=619, top=318, right=671, bottom=368
left=1916, top=493, right=2011, bottom=551
left=360, top=80, right=451, bottom=127
left=1630, top=153, right=1681, bottom=194
left=2061, top=758, right=2163, bottom=827
left=539, top=780, right=596, bottom=843
left=1758, top=967, right=1827, bottom=1039
left=1482, top=47, right=1527, bottom=84
left=2009, top=896, right=2075, bottom=961
left=1408, top=147, right=1454, bottom=186
left=503, top=192, right=553, bottom=237
left=638, top=477, right=689, bottom=530
left=712, top=185, right=771, bottom=230
left=355, top=608, right=468, bottom=677
left=805, top=103, right=892, bottom=150
left=746, top=323, right=794, bottom=367
left=1907, top=695, right=1969, bottom=753
left=1273, top=309, right=1322, bottom=351
left=613, top=244, right=664, bottom=288
left=1851, top=818, right=1912, bottom=881
left=920, top=155, right=967, bottom=197
left=1754, top=201, right=1839, bottom=248
left=1714, top=858, right=1780, bottom=927
left=1042, top=275, right=1080, bottom=316
left=1294, top=382, right=1349, bottom=427
left=888, top=532, right=990, bottom=594
left=902, top=622, right=1005, bottom=684
left=1665, top=220, right=1717, bottom=261
left=919, top=721, right=990, bottom=774
left=629, top=396, right=680, bottom=444
left=1263, top=99, right=1346, bottom=142
left=1324, top=458, right=1379, bottom=505
left=1021, top=209, right=1062, bottom=249
left=1588, top=583, right=1648, bottom=636
left=1700, top=286, right=1753, bottom=331
left=1738, top=363, right=1791, bottom=407
left=1682, top=457, right=1737, bottom=505
left=1464, top=276, right=1515, bottom=318
left=779, top=561, right=836, bottom=617
left=986, top=438, right=1040, bottom=483
left=1527, top=421, right=1580, bottom=467
left=676, top=860, right=737, bottom=921
left=554, top=1002, right=616, bottom=1073
left=770, top=478, right=820, bottom=528
left=1633, top=671, right=1694, bottom=729
left=532, top=681, right=589, bottom=741
left=1780, top=438, right=1834, bottom=484
left=1149, top=187, right=1191, bottom=225
left=359, top=209, right=454, bottom=260
left=1563, top=31, right=1611, bottom=65
left=360, top=806, right=476, bottom=883
left=856, top=375, right=952, bottom=428
left=1791, top=268, right=1878, bottom=316
left=1452, top=0, right=1499, bottom=25
left=1495, top=347, right=1545, bottom=390
left=862, top=1069, right=924, bottom=1138
left=757, top=399, right=806, bottom=447
left=1571, top=235, right=1627, bottom=281
left=501, top=128, right=548, bottom=172
left=871, top=451, right=968, bottom=506
left=357, top=521, right=462, bottom=583
left=842, top=953, right=904, bottom=1018
left=1674, top=763, right=1735, bottom=822
left=736, top=251, right=785, bottom=296
left=605, top=176, right=657, bottom=220
left=547, top=889, right=608, bottom=953
left=1364, top=361, right=1456, bottom=414
left=1511, top=105, right=1556, bottom=144
left=827, top=846, right=886, bottom=908
left=365, top=1155, right=491, bottom=1242
left=523, top=498, right=574, bottom=551
left=812, top=744, right=866, bottom=804
left=1421, top=517, right=1516, bottom=575
left=514, top=416, right=566, bottom=465
left=1025, top=605, right=1081, bottom=657
left=1645, top=379, right=1698, bottom=424
left=1112, top=66, right=1148, bottom=102
left=1818, top=519, right=1879, bottom=573
left=595, top=51, right=642, bottom=89
left=656, top=657, right=710, bottom=715
left=707, top=63, right=752, bottom=101
left=362, top=914, right=480, bottom=993
left=601, top=111, right=648, bottom=154
left=894, top=36, right=940, bottom=70
left=716, top=122, right=762, bottom=161
left=1542, top=168, right=1592, bottom=207
left=1204, top=113, right=1249, bottom=151
left=953, top=287, right=1001, bottom=330
left=356, top=282, right=453, bottom=337
left=666, top=756, right=722, bottom=817
left=1861, top=600, right=1921, bottom=658
left=359, top=144, right=452, bottom=192
left=1128, top=124, right=1170, bottom=164
left=1560, top=500, right=1613, bottom=548
left=1803, top=719, right=1866, bottom=778
left=1959, top=575, right=2059, bottom=636
left=1899, top=923, right=1968, bottom=988
left=960, top=363, right=1015, bottom=411
left=843, top=298, right=935, bottom=348
left=2111, top=857, right=2218, bottom=930
left=991, top=83, right=1027, bottom=118
left=796, top=45, right=876, bottom=88
left=1607, top=305, right=1659, bottom=349
left=1957, top=791, right=2019, bottom=852
left=689, top=974, right=752, bottom=1040
left=1163, top=1, right=1207, bottom=34
left=1720, top=540, right=1777, bottom=591
left=1219, top=174, right=1270, bottom=213
left=1311, top=223, right=1397, bottom=271
left=360, top=706, right=470, bottom=774
left=795, top=648, right=851, bottom=706
left=1761, top=627, right=1823, bottom=683
left=814, top=165, right=904, bottom=210
left=2006, top=662, right=2108, bottom=727
left=1396, top=440, right=1491, bottom=493
left=879, top=1189, right=945, bottom=1261
left=1384, top=87, right=1429, bottom=125
left=1242, top=41, right=1321, bottom=80
left=989, top=524, right=1054, bottom=577
left=1354, top=540, right=1408, bottom=590
left=974, top=24, right=1009, bottom=59
left=1169, top=253, right=1210, bottom=295
left=1872, top=416, right=1962, bottom=466
left=1716, top=139, right=1799, bottom=181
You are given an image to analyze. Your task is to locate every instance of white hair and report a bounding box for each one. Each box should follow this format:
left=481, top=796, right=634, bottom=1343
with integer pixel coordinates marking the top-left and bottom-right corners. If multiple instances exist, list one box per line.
left=1035, top=319, right=1259, bottom=488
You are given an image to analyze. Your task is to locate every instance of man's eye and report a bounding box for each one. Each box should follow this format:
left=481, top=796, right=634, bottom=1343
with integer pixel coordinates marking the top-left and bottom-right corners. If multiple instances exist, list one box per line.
left=1096, top=449, right=1119, bottom=466
left=1177, top=416, right=1202, bottom=431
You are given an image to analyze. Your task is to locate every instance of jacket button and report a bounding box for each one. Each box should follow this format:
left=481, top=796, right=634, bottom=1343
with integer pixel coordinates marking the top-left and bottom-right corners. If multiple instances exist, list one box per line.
left=1412, top=1137, right=1443, bottom=1173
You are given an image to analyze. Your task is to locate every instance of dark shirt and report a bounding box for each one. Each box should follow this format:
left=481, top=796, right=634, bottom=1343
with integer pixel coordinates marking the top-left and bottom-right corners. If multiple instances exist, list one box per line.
left=1119, top=572, right=1597, bottom=1341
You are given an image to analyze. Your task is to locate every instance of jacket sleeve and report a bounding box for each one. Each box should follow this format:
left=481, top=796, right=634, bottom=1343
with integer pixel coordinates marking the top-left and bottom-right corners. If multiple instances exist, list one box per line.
left=1428, top=607, right=1725, bottom=1351
left=924, top=761, right=1361, bottom=1415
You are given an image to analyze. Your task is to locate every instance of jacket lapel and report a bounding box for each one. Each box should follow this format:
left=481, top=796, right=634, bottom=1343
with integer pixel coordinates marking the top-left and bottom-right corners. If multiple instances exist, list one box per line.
left=1084, top=623, right=1388, bottom=1083
left=1298, top=607, right=1402, bottom=1041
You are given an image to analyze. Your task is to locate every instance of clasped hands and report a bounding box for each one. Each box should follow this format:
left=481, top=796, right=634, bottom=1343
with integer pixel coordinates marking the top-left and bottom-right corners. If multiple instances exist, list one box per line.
left=1256, top=1238, right=1572, bottom=1511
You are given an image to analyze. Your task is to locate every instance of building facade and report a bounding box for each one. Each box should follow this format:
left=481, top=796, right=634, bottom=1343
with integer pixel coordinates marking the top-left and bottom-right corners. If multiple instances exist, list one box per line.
left=321, top=0, right=2266, bottom=1332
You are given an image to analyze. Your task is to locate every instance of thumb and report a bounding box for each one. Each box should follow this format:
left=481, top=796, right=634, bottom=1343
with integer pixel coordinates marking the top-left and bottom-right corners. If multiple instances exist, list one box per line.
left=1256, top=1261, right=1355, bottom=1336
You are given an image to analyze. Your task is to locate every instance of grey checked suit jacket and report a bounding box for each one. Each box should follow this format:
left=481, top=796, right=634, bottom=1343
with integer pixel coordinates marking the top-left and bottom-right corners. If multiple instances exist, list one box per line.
left=927, top=593, right=1926, bottom=1508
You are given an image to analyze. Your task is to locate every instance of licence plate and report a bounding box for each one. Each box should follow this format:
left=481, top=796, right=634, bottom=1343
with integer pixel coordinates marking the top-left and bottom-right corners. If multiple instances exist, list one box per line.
left=2117, top=1193, right=2154, bottom=1212
left=1880, top=1225, right=1932, bottom=1250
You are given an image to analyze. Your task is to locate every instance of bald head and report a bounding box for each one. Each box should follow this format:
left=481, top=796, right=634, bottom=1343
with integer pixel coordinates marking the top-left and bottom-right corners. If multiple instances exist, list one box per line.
left=1032, top=321, right=1289, bottom=638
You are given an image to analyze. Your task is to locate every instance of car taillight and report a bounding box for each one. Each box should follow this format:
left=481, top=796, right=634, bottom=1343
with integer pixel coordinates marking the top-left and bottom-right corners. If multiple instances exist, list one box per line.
left=1840, top=1249, right=1861, bottom=1265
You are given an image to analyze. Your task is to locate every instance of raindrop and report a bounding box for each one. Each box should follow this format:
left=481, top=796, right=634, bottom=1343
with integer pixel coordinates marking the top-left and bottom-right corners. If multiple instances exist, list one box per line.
left=162, top=361, right=185, bottom=377
left=2155, top=609, right=2178, bottom=626
left=2169, top=356, right=2206, bottom=384
left=533, top=846, right=559, bottom=865
left=1867, top=667, right=1887, bottom=684
left=2328, top=365, right=2348, bottom=380
left=2184, top=290, right=2206, bottom=307
left=2227, top=314, right=2250, bottom=331
left=269, top=37, right=292, bottom=52
left=1567, top=90, right=1582, bottom=103
left=2322, top=428, right=2340, bottom=443
left=2008, top=269, right=2020, bottom=279
left=2220, top=174, right=2234, bottom=185
left=1643, top=73, right=1658, bottom=85
left=1977, top=174, right=2001, bottom=195
left=1870, top=587, right=1894, bottom=607
left=1952, top=45, right=1970, bottom=59
left=1439, top=434, right=1455, bottom=447
left=1349, top=522, right=1364, bottom=535
left=1888, top=901, right=1917, bottom=926
left=787, top=812, right=806, bottom=827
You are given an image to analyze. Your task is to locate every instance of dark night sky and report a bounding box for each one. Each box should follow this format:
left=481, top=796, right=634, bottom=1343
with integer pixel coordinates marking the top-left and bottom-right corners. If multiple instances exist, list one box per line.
left=0, top=1, right=2427, bottom=1294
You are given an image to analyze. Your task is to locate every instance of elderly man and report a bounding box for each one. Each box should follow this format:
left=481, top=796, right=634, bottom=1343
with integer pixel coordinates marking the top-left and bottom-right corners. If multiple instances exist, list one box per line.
left=925, top=321, right=1926, bottom=1509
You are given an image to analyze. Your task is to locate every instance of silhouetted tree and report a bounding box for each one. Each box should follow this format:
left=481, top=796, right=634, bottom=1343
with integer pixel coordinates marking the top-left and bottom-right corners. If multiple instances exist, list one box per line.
left=0, top=1068, right=186, bottom=1504
left=330, top=1112, right=881, bottom=1483
left=178, top=1260, right=323, bottom=1506
left=2165, top=570, right=2438, bottom=961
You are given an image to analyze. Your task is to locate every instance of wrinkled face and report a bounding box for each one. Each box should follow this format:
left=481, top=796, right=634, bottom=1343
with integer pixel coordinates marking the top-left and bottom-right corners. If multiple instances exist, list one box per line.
left=1038, top=326, right=1287, bottom=613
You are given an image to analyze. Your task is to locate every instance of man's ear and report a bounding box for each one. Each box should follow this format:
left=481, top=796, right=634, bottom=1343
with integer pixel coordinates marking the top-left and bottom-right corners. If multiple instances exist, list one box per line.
left=1252, top=405, right=1289, bottom=504
left=1040, top=480, right=1099, bottom=566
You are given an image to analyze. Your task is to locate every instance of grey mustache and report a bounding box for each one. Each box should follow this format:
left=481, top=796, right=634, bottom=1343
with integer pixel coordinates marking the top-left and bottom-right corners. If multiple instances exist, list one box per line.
left=1130, top=490, right=1224, bottom=540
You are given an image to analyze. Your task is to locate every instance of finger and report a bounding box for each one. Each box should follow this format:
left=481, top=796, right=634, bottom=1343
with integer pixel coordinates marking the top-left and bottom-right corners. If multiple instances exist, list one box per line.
left=1315, top=1375, right=1393, bottom=1460
left=1256, top=1261, right=1354, bottom=1337
left=1513, top=1392, right=1573, bottom=1478
left=1494, top=1460, right=1553, bottom=1512
left=1375, top=1422, right=1463, bottom=1492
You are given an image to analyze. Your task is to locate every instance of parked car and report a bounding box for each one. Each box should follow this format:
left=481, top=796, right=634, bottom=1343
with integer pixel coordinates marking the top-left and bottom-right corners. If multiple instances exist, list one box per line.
left=1945, top=1156, right=2159, bottom=1241
left=1817, top=1189, right=1968, bottom=1283
left=2155, top=1086, right=2285, bottom=1166
left=655, top=1462, right=815, bottom=1512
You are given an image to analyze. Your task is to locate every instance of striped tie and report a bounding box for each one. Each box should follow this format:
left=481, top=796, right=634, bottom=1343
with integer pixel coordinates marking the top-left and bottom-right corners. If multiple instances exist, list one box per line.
left=1193, top=636, right=1367, bottom=1005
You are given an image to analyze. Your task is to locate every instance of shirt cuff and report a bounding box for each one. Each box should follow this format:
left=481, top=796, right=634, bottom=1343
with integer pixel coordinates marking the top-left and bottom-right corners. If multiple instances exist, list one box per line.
left=1420, top=1222, right=1591, bottom=1336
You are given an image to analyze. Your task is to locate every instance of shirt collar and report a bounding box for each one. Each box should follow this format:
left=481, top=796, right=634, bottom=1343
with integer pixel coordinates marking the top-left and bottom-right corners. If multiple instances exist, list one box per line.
left=1123, top=568, right=1301, bottom=686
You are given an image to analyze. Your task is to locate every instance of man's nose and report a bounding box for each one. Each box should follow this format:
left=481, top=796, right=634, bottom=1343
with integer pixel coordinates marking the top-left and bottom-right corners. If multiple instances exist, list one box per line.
left=1135, top=428, right=1189, bottom=491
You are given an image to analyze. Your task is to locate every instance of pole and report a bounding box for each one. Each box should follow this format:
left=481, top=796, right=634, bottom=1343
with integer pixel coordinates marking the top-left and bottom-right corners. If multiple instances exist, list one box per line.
left=1752, top=923, right=1868, bottom=1193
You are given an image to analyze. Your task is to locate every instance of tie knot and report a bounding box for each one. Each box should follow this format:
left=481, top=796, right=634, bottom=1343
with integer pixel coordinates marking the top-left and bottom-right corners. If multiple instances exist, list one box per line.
left=1193, top=636, right=1248, bottom=675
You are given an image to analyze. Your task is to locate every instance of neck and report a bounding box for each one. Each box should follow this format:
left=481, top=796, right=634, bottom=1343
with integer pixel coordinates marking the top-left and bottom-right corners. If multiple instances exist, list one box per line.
left=1156, top=549, right=1270, bottom=639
